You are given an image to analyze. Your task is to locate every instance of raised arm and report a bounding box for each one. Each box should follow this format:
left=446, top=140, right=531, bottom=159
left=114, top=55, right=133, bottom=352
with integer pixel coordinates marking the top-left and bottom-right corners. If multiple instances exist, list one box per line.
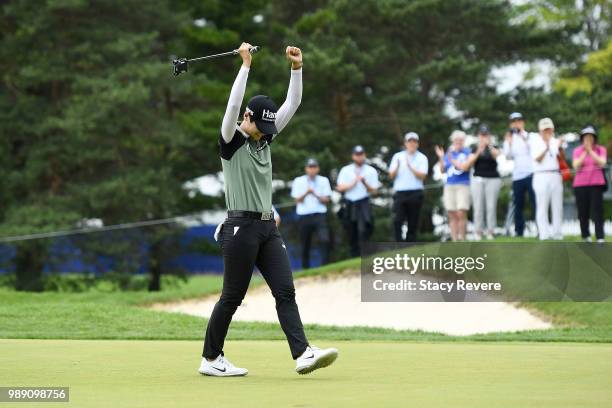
left=220, top=43, right=252, bottom=143
left=274, top=46, right=303, bottom=135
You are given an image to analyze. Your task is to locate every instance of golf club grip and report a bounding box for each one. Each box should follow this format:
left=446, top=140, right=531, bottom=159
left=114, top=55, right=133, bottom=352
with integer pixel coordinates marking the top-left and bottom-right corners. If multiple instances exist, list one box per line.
left=232, top=46, right=261, bottom=55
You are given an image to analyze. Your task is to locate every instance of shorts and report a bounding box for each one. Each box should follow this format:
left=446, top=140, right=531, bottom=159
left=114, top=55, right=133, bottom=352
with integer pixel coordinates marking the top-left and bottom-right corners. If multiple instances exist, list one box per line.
left=443, top=184, right=471, bottom=211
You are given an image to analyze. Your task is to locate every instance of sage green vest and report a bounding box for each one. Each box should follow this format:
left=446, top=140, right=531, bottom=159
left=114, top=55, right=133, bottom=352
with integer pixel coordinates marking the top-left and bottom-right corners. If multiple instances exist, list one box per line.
left=220, top=129, right=273, bottom=212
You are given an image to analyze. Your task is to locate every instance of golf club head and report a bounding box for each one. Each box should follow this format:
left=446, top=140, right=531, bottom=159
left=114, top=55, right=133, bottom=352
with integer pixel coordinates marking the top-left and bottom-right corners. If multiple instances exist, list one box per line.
left=172, top=58, right=188, bottom=76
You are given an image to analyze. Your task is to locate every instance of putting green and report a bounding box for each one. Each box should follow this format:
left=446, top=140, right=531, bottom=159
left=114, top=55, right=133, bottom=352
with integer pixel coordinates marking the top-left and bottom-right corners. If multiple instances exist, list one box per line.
left=1, top=339, right=611, bottom=407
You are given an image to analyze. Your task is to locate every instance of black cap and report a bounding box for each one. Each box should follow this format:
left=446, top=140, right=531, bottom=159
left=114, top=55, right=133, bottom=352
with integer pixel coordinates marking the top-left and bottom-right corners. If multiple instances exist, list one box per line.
left=509, top=112, right=523, bottom=121
left=352, top=145, right=365, bottom=154
left=246, top=95, right=278, bottom=135
left=479, top=125, right=490, bottom=135
left=306, top=158, right=319, bottom=167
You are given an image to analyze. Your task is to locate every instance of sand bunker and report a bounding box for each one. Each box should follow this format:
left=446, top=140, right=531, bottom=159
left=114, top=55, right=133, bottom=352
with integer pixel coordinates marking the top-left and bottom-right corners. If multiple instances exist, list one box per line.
left=151, top=273, right=552, bottom=335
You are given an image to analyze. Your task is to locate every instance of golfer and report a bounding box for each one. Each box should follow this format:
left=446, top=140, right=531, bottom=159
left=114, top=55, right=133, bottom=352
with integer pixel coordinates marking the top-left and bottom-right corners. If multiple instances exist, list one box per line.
left=198, top=43, right=338, bottom=377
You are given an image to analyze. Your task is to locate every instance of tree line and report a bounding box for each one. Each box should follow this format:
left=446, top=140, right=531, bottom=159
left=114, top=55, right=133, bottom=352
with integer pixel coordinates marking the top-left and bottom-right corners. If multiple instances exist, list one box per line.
left=0, top=0, right=609, bottom=290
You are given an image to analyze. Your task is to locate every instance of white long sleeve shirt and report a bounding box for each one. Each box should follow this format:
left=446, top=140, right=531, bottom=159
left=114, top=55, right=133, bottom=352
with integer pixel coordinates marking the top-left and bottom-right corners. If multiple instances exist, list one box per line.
left=220, top=66, right=302, bottom=143
left=502, top=130, right=535, bottom=181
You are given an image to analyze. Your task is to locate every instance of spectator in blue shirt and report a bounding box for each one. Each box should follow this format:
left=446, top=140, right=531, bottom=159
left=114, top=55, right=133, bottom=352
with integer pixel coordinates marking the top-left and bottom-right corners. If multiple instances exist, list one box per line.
left=389, top=132, right=429, bottom=242
left=435, top=130, right=471, bottom=241
left=291, top=158, right=332, bottom=268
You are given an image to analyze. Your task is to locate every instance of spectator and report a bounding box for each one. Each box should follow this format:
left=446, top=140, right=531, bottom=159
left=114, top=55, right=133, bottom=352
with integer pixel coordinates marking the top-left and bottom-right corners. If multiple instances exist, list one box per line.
left=462, top=125, right=502, bottom=240
left=337, top=145, right=381, bottom=256
left=435, top=130, right=471, bottom=241
left=572, top=126, right=607, bottom=242
left=291, top=158, right=332, bottom=268
left=388, top=132, right=429, bottom=242
left=503, top=112, right=536, bottom=237
left=531, top=118, right=563, bottom=240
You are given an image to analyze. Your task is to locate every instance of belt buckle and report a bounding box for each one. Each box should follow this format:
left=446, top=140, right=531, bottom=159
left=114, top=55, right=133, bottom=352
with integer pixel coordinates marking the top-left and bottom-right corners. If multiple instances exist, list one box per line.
left=261, top=211, right=273, bottom=221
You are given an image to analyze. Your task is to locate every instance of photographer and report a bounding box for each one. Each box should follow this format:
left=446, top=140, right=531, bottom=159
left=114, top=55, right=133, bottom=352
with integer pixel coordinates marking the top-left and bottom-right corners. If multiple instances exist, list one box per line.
left=502, top=112, right=536, bottom=237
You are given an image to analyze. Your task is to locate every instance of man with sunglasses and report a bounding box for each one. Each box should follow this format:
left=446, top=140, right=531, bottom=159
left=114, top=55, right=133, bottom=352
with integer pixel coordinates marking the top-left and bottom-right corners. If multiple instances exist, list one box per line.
left=199, top=42, right=338, bottom=377
left=503, top=112, right=536, bottom=237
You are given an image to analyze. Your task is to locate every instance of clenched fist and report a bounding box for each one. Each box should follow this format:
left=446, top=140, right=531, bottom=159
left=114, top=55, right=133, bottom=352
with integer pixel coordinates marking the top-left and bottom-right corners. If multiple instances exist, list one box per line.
left=238, top=42, right=253, bottom=68
left=286, top=46, right=302, bottom=69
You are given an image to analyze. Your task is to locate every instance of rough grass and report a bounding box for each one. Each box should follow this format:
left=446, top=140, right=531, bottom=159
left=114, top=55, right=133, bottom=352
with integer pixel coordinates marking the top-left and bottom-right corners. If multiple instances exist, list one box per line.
left=1, top=269, right=611, bottom=342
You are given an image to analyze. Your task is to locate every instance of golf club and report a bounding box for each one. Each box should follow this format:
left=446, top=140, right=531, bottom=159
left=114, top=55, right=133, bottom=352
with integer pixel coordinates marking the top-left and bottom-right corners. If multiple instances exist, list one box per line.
left=172, top=46, right=261, bottom=76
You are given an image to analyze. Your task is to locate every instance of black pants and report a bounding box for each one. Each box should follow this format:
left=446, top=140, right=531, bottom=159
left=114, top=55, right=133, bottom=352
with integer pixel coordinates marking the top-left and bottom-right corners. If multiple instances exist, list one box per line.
left=298, top=213, right=330, bottom=269
left=203, top=217, right=308, bottom=360
left=342, top=198, right=373, bottom=257
left=392, top=190, right=424, bottom=242
left=512, top=175, right=536, bottom=236
left=574, top=185, right=605, bottom=240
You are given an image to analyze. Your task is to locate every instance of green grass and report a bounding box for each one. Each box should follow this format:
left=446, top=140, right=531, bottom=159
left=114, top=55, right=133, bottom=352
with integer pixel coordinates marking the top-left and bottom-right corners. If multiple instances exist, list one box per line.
left=1, top=272, right=611, bottom=342
left=2, top=339, right=611, bottom=408
left=1, top=242, right=612, bottom=343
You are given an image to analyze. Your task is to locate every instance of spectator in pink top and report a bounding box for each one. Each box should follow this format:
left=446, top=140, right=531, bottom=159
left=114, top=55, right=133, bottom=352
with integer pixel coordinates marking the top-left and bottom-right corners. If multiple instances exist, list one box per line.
left=572, top=126, right=608, bottom=242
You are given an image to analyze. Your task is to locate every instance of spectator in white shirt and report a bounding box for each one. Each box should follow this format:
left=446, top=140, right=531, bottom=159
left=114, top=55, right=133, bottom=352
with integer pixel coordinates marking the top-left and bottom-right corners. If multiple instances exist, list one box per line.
left=530, top=117, right=563, bottom=240
left=336, top=145, right=381, bottom=256
left=388, top=132, right=429, bottom=242
left=291, top=158, right=332, bottom=268
left=503, top=112, right=536, bottom=237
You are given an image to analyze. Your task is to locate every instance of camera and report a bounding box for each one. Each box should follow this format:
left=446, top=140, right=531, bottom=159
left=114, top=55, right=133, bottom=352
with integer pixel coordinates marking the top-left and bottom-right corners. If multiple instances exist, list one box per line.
left=510, top=127, right=519, bottom=135
left=172, top=58, right=189, bottom=76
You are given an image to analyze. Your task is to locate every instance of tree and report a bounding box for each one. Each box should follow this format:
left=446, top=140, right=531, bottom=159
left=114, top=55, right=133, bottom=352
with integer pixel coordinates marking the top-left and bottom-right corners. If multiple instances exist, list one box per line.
left=0, top=1, right=198, bottom=290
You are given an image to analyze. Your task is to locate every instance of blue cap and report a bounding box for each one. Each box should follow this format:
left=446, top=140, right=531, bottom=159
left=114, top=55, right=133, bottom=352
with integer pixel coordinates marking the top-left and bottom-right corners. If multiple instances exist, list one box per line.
left=352, top=145, right=365, bottom=154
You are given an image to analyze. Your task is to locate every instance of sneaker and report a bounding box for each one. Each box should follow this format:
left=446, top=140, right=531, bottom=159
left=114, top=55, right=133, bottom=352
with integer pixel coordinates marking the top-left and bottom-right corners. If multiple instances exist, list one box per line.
left=597, top=239, right=605, bottom=243
left=198, top=355, right=248, bottom=377
left=583, top=237, right=592, bottom=242
left=295, top=345, right=338, bottom=375
left=486, top=232, right=494, bottom=240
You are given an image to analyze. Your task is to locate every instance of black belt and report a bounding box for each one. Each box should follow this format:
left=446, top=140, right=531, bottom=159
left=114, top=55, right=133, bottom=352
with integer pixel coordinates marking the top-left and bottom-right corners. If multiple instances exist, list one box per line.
left=227, top=210, right=274, bottom=221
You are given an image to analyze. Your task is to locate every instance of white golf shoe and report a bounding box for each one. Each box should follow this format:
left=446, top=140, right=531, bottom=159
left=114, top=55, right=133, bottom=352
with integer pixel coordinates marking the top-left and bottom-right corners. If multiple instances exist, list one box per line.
left=295, top=345, right=338, bottom=375
left=198, top=355, right=248, bottom=377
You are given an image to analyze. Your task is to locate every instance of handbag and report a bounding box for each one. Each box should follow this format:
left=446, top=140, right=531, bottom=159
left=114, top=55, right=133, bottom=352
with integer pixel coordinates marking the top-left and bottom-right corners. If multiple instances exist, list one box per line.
left=596, top=146, right=609, bottom=192
left=557, top=148, right=572, bottom=182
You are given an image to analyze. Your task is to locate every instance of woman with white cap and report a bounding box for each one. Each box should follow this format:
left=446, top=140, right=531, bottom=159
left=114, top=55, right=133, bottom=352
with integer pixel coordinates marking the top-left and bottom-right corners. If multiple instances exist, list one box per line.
left=435, top=130, right=471, bottom=241
left=572, top=125, right=607, bottom=242
left=530, top=118, right=563, bottom=240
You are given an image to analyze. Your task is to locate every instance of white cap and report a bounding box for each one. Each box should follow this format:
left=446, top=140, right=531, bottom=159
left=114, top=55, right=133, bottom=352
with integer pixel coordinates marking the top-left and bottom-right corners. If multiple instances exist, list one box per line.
left=404, top=132, right=419, bottom=142
left=449, top=130, right=466, bottom=142
left=538, top=117, right=554, bottom=131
